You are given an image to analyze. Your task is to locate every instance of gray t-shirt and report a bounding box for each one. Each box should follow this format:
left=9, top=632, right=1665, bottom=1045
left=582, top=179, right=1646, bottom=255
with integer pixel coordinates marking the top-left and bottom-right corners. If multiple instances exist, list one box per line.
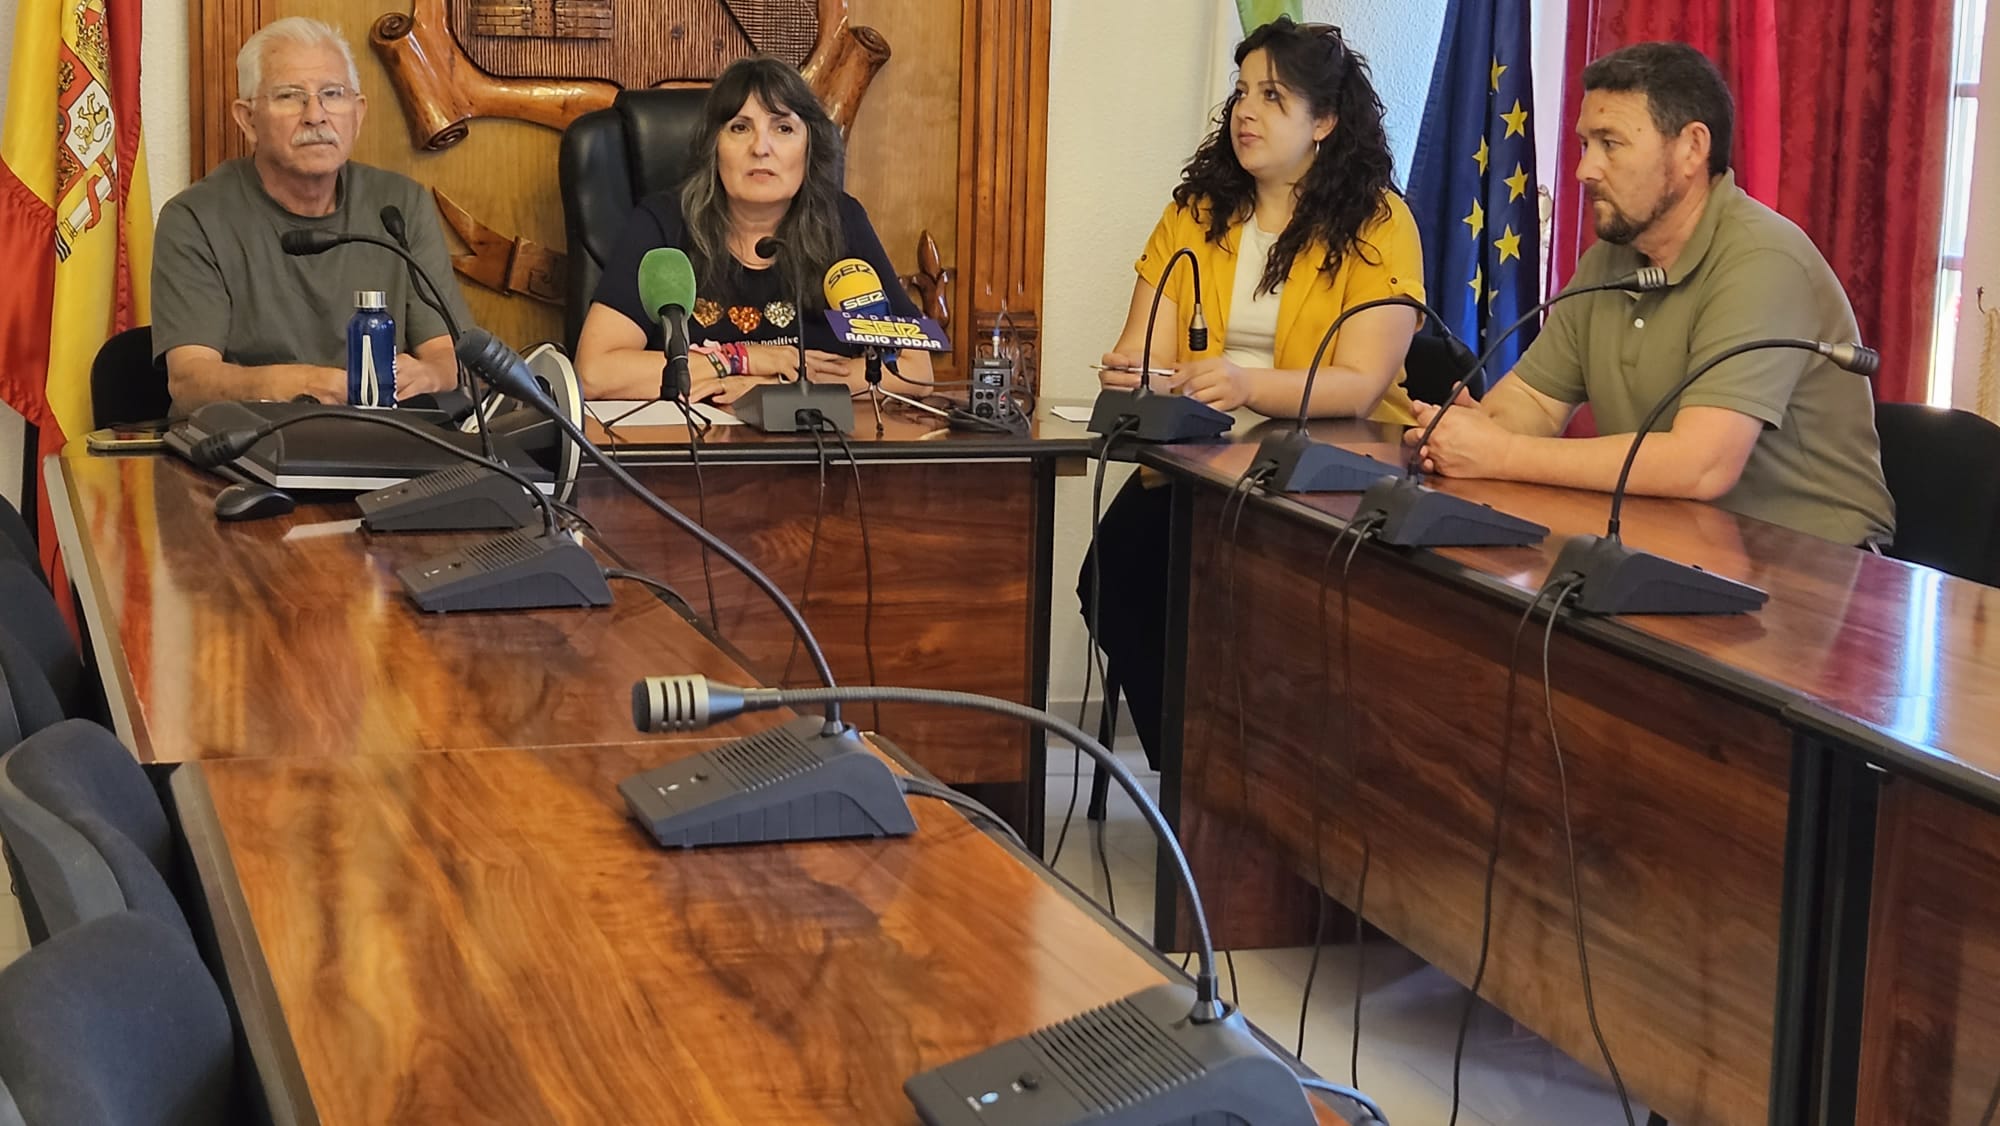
left=1512, top=171, right=1895, bottom=546
left=151, top=158, right=472, bottom=385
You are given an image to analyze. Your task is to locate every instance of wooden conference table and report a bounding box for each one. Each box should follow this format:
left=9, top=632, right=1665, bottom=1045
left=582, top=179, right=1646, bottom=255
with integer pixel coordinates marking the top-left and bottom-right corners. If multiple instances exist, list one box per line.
left=575, top=402, right=1095, bottom=848
left=46, top=448, right=1353, bottom=1125
left=1127, top=416, right=2000, bottom=1126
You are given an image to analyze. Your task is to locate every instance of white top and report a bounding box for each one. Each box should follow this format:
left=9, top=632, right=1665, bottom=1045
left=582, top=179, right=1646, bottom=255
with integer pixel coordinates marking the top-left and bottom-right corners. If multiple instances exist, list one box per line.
left=1222, top=222, right=1283, bottom=369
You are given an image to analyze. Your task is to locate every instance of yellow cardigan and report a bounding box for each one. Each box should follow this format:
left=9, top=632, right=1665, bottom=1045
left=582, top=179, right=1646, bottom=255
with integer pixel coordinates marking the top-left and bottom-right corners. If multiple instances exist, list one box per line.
left=1134, top=192, right=1427, bottom=426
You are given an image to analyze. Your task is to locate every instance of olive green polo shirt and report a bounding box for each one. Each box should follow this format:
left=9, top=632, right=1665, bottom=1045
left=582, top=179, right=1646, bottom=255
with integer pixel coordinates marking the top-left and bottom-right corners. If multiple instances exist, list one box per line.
left=1512, top=171, right=1895, bottom=546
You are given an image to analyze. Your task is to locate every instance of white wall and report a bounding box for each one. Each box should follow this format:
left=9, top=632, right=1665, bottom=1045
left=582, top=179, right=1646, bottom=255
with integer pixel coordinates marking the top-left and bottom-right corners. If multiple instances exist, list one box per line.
left=0, top=0, right=189, bottom=507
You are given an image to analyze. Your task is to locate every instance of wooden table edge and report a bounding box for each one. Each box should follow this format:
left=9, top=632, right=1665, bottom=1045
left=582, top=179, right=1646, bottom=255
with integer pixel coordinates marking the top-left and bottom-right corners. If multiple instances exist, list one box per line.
left=46, top=451, right=150, bottom=758
left=171, top=765, right=320, bottom=1126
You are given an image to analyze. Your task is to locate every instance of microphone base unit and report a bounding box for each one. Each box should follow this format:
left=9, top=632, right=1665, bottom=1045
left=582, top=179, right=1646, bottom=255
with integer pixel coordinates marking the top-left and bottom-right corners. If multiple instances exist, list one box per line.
left=619, top=715, right=916, bottom=848
left=398, top=530, right=613, bottom=613
left=1355, top=475, right=1550, bottom=547
left=1086, top=388, right=1234, bottom=443
left=358, top=463, right=542, bottom=532
left=903, top=982, right=1317, bottom=1126
left=1550, top=533, right=1769, bottom=615
left=732, top=380, right=857, bottom=434
left=1252, top=429, right=1404, bottom=493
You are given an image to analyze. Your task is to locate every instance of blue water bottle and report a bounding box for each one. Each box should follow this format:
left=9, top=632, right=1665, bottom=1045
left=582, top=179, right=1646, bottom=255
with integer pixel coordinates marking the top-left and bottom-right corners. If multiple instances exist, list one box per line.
left=346, top=290, right=397, bottom=407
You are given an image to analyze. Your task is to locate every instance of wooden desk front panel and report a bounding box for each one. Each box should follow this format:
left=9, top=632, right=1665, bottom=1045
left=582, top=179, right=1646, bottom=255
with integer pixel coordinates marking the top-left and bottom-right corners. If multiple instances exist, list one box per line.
left=183, top=745, right=1351, bottom=1125
left=1174, top=486, right=1790, bottom=1126
left=1854, top=778, right=2000, bottom=1125
left=53, top=454, right=771, bottom=761
left=576, top=459, right=1044, bottom=786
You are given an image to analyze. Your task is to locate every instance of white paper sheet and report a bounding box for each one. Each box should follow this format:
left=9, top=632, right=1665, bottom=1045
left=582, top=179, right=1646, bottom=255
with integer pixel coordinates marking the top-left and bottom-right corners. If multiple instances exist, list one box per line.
left=587, top=400, right=745, bottom=427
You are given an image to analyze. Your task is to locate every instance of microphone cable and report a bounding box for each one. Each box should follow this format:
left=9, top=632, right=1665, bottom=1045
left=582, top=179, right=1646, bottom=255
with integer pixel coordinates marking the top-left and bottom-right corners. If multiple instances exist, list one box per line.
left=1447, top=578, right=1565, bottom=1126
left=1539, top=574, right=1637, bottom=1126
left=1297, top=510, right=1383, bottom=1074
left=603, top=567, right=691, bottom=612
left=781, top=422, right=835, bottom=691
left=1981, top=1072, right=2000, bottom=1126
left=823, top=424, right=882, bottom=734
left=1051, top=415, right=1137, bottom=872
left=679, top=389, right=720, bottom=629
left=898, top=775, right=1027, bottom=854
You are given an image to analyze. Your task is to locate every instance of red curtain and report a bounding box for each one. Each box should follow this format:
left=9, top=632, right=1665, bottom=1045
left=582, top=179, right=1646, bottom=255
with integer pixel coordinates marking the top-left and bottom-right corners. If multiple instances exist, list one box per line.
left=1552, top=0, right=1954, bottom=403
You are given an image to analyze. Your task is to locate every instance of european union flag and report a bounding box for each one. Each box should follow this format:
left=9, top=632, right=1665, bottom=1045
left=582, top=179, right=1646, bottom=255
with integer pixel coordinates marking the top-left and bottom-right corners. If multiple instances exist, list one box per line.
left=1408, top=0, right=1541, bottom=386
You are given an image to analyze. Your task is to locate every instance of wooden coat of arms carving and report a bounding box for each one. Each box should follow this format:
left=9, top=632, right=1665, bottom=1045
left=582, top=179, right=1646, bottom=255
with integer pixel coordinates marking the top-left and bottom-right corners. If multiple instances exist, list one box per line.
left=372, top=0, right=888, bottom=151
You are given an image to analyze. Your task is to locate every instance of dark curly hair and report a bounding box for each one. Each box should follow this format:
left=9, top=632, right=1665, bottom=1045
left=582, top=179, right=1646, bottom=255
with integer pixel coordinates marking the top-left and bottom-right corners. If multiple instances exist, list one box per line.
left=1173, top=17, right=1397, bottom=298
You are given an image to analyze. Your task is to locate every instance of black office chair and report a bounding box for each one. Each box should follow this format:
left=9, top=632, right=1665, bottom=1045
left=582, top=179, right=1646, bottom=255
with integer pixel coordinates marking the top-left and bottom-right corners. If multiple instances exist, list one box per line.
left=1874, top=402, right=2000, bottom=586
left=0, top=626, right=64, bottom=744
left=91, top=324, right=171, bottom=429
left=0, top=560, right=96, bottom=725
left=1402, top=326, right=1483, bottom=406
left=0, top=911, right=235, bottom=1125
left=558, top=89, right=711, bottom=350
left=0, top=496, right=35, bottom=584
left=0, top=719, right=188, bottom=944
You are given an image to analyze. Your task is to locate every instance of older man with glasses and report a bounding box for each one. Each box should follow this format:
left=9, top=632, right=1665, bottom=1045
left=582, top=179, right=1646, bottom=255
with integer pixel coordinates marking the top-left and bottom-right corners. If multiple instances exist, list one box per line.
left=151, top=17, right=471, bottom=410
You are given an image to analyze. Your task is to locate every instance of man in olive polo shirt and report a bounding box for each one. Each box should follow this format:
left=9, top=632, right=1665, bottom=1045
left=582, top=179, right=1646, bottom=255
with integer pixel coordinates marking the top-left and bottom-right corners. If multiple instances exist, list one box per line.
left=1407, top=42, right=1895, bottom=546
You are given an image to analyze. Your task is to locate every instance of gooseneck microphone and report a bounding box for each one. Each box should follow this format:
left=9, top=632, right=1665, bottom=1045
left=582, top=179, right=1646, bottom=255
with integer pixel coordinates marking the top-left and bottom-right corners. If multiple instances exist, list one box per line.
left=629, top=674, right=1363, bottom=1126
left=186, top=406, right=557, bottom=538
left=1250, top=293, right=1456, bottom=493
left=636, top=247, right=696, bottom=402
left=455, top=328, right=844, bottom=723
left=1545, top=336, right=1879, bottom=614
left=726, top=235, right=856, bottom=433
left=1352, top=267, right=1671, bottom=546
left=1086, top=247, right=1234, bottom=443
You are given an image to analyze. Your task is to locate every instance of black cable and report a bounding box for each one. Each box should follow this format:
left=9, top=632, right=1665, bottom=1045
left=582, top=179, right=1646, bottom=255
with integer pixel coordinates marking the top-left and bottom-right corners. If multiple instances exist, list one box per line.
left=1981, top=1073, right=2000, bottom=1126
left=604, top=567, right=688, bottom=608
left=1540, top=576, right=1637, bottom=1126
left=899, top=776, right=1028, bottom=853
left=1212, top=465, right=1269, bottom=1017
left=780, top=426, right=832, bottom=690
left=680, top=392, right=721, bottom=629
left=1447, top=581, right=1562, bottom=1126
left=1092, top=817, right=1118, bottom=919
left=826, top=426, right=882, bottom=734
left=1340, top=517, right=1378, bottom=1091
left=1298, top=1076, right=1391, bottom=1126
left=1223, top=949, right=1240, bottom=1011
left=1295, top=514, right=1379, bottom=1067
left=1052, top=416, right=1136, bottom=870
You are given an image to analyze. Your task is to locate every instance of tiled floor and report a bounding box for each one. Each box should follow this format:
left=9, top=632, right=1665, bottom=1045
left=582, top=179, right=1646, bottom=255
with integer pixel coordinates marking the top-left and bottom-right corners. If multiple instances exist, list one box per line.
left=1041, top=743, right=1654, bottom=1126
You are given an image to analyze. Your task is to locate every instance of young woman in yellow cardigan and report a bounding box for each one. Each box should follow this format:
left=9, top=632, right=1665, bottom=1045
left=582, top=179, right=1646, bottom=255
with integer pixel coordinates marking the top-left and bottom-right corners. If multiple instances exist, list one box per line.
left=1082, top=17, right=1426, bottom=768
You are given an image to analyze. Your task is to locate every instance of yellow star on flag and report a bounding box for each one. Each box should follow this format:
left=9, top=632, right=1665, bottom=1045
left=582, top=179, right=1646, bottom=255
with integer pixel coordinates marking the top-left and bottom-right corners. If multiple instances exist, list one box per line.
left=1494, top=224, right=1522, bottom=264
left=1469, top=265, right=1483, bottom=299
left=1505, top=163, right=1531, bottom=202
left=1490, top=58, right=1507, bottom=92
left=1473, top=137, right=1490, bottom=175
left=1463, top=199, right=1485, bottom=239
left=1502, top=100, right=1529, bottom=139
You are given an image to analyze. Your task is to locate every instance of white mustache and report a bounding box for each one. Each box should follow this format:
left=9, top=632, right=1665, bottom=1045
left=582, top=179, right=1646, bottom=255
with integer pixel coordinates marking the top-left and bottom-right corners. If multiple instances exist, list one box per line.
left=292, top=126, right=338, bottom=147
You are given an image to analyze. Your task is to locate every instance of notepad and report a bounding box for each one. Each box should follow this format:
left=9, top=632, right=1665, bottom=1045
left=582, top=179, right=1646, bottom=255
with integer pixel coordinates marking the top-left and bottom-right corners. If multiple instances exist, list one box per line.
left=587, top=400, right=745, bottom=428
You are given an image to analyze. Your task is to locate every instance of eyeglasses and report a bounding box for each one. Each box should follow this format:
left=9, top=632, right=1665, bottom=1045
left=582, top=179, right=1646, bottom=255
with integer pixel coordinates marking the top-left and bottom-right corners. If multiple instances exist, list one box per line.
left=257, top=85, right=357, bottom=115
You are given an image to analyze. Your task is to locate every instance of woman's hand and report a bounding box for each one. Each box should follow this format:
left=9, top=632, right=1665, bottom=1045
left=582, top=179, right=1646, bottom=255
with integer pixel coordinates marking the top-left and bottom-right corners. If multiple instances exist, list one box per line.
left=1098, top=350, right=1170, bottom=390
left=1169, top=356, right=1253, bottom=411
left=803, top=350, right=862, bottom=389
left=689, top=374, right=774, bottom=405
left=744, top=343, right=803, bottom=379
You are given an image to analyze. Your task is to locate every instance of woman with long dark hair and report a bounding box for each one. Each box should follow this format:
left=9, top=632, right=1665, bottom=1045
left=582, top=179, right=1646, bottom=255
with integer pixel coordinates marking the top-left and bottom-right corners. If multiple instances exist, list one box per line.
left=576, top=57, right=932, bottom=402
left=1085, top=19, right=1425, bottom=767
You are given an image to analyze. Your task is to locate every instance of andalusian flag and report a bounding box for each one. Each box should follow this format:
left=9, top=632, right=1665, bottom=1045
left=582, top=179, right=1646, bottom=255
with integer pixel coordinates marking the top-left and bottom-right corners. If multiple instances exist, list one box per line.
left=0, top=0, right=151, bottom=585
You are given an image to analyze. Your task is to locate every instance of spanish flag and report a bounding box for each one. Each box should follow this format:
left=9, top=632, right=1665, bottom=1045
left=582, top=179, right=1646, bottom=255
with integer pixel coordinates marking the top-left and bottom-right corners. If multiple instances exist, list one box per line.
left=0, top=0, right=151, bottom=590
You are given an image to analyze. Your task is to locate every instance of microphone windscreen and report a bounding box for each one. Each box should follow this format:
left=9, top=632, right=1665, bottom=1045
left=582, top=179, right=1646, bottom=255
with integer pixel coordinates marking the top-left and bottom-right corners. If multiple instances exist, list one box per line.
left=637, top=248, right=697, bottom=324
left=823, top=257, right=890, bottom=315
left=279, top=229, right=338, bottom=256
left=379, top=205, right=408, bottom=247
left=456, top=328, right=549, bottom=406
left=1828, top=342, right=1881, bottom=377
left=754, top=236, right=782, bottom=260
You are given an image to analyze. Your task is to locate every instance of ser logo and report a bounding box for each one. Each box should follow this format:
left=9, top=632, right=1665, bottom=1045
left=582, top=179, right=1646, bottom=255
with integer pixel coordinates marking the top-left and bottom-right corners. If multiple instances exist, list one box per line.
left=846, top=317, right=931, bottom=343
